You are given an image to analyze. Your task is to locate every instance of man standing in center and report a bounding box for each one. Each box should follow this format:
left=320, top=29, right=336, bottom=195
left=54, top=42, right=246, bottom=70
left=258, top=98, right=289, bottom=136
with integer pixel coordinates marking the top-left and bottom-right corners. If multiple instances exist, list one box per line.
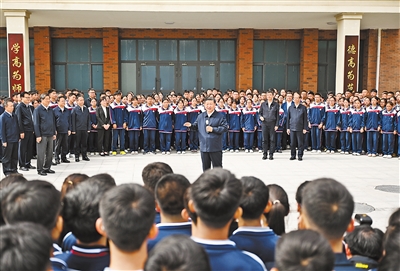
left=287, top=92, right=308, bottom=161
left=184, top=96, right=228, bottom=172
left=259, top=90, right=280, bottom=160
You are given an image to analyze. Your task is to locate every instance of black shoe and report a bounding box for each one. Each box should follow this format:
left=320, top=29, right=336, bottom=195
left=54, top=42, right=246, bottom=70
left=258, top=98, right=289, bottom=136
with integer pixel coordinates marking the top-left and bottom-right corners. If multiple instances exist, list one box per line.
left=75, top=158, right=80, bottom=162
left=61, top=159, right=70, bottom=163
left=298, top=157, right=303, bottom=161
left=38, top=171, right=47, bottom=176
left=262, top=154, right=268, bottom=160
left=269, top=156, right=274, bottom=160
left=19, top=167, right=29, bottom=171
left=45, top=169, right=55, bottom=174
left=52, top=162, right=57, bottom=166
left=32, top=155, right=37, bottom=159
left=82, top=157, right=90, bottom=161
left=27, top=165, right=36, bottom=169
left=55, top=160, right=60, bottom=164
left=290, top=157, right=296, bottom=160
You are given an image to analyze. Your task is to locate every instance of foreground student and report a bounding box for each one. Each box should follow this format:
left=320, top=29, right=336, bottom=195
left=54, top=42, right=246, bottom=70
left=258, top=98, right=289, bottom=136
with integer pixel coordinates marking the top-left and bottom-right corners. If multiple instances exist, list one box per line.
left=188, top=168, right=267, bottom=271
left=98, top=184, right=158, bottom=271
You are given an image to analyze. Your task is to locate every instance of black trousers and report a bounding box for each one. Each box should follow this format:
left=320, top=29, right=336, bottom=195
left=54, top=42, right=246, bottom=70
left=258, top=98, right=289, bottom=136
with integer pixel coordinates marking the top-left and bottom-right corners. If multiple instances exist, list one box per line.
left=97, top=129, right=111, bottom=153
left=200, top=151, right=223, bottom=172
left=290, top=131, right=304, bottom=158
left=55, top=133, right=69, bottom=161
left=19, top=131, right=34, bottom=167
left=2, top=142, right=18, bottom=175
left=68, top=134, right=75, bottom=154
left=262, top=124, right=276, bottom=156
left=75, top=131, right=88, bottom=158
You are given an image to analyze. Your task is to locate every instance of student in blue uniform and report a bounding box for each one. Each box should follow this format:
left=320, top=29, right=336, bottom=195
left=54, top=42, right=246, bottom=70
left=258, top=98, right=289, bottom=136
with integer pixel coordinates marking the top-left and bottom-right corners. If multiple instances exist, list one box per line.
left=349, top=99, right=365, bottom=156
left=188, top=168, right=267, bottom=271
left=53, top=95, right=71, bottom=164
left=228, top=101, right=241, bottom=152
left=380, top=101, right=397, bottom=158
left=365, top=97, right=382, bottom=157
left=126, top=96, right=142, bottom=154
left=109, top=92, right=127, bottom=155
left=339, top=98, right=352, bottom=154
left=141, top=95, right=158, bottom=155
left=56, top=178, right=115, bottom=271
left=158, top=99, right=174, bottom=155
left=147, top=174, right=191, bottom=251
left=88, top=98, right=98, bottom=155
left=230, top=176, right=278, bottom=267
left=216, top=98, right=229, bottom=152
left=275, top=105, right=286, bottom=153
left=241, top=99, right=257, bottom=153
left=174, top=99, right=188, bottom=154
left=187, top=98, right=202, bottom=152
left=309, top=93, right=325, bottom=153
left=322, top=97, right=340, bottom=153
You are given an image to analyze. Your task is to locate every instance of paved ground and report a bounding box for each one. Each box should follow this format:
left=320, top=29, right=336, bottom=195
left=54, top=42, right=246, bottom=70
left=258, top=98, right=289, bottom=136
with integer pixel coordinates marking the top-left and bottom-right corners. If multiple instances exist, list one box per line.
left=1, top=150, right=398, bottom=232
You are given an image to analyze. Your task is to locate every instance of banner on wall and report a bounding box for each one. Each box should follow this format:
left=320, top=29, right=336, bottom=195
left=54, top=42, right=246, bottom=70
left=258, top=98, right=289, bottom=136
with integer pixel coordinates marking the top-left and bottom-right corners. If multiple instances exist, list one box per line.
left=343, top=35, right=359, bottom=93
left=8, top=33, right=25, bottom=97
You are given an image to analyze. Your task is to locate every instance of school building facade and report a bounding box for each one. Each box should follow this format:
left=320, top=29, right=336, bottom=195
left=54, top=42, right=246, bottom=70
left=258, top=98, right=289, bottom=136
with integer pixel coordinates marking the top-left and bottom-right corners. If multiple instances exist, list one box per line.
left=1, top=0, right=399, bottom=98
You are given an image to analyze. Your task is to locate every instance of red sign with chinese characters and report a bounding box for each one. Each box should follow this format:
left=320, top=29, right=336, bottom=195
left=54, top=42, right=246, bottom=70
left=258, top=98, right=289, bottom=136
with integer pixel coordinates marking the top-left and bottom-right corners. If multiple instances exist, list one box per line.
left=8, top=34, right=25, bottom=96
left=343, top=36, right=359, bottom=93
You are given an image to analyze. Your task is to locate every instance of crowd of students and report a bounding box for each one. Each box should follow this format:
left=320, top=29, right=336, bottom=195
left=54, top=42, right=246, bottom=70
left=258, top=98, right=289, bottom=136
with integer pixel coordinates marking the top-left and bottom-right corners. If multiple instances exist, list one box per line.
left=0, top=162, right=398, bottom=271
left=0, top=87, right=399, bottom=176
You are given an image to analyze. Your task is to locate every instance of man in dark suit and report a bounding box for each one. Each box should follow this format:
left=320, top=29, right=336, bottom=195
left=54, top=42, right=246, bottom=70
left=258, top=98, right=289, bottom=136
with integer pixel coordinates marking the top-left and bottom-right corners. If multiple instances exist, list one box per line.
left=281, top=91, right=293, bottom=150
left=259, top=90, right=280, bottom=160
left=287, top=92, right=308, bottom=161
left=96, top=96, right=111, bottom=156
left=71, top=95, right=91, bottom=162
left=85, top=88, right=97, bottom=108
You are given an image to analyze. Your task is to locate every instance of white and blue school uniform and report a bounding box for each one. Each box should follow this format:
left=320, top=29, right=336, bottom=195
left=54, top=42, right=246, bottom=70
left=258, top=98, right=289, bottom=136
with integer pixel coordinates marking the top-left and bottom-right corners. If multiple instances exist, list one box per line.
left=158, top=106, right=174, bottom=153
left=349, top=108, right=365, bottom=154
left=51, top=243, right=67, bottom=271
left=339, top=106, right=352, bottom=153
left=241, top=107, right=257, bottom=151
left=61, top=231, right=77, bottom=252
left=322, top=104, right=340, bottom=152
left=365, top=105, right=382, bottom=155
left=187, top=105, right=202, bottom=151
left=216, top=105, right=229, bottom=151
left=174, top=107, right=188, bottom=152
left=381, top=108, right=397, bottom=156
left=228, top=107, right=241, bottom=151
left=141, top=104, right=158, bottom=153
left=147, top=222, right=192, bottom=252
left=192, top=237, right=267, bottom=271
left=126, top=104, right=142, bottom=152
left=275, top=106, right=286, bottom=151
left=109, top=101, right=127, bottom=152
left=309, top=102, right=325, bottom=151
left=230, top=227, right=279, bottom=267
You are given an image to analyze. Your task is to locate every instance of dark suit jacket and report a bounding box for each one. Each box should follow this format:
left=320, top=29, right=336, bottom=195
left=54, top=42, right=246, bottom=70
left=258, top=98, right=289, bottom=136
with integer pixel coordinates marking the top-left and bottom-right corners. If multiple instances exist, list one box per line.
left=287, top=103, right=308, bottom=132
left=96, top=106, right=111, bottom=129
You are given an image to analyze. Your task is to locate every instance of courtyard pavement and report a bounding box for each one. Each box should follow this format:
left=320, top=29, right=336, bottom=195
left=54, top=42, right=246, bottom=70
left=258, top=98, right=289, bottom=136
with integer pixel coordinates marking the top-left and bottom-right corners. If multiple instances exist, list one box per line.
left=1, top=150, right=398, bottom=232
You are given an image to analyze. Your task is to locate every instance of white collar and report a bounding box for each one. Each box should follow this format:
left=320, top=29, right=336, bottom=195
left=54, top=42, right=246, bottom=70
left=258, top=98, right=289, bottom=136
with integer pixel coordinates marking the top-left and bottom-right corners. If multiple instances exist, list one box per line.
left=191, top=236, right=236, bottom=246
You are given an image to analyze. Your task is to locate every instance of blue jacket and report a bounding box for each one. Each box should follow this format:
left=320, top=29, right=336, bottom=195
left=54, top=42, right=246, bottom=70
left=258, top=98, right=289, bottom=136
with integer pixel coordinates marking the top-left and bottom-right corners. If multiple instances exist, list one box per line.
left=281, top=101, right=293, bottom=118
left=158, top=106, right=174, bottom=133
left=228, top=107, right=241, bottom=132
left=71, top=106, right=90, bottom=132
left=142, top=104, right=158, bottom=129
left=322, top=105, right=340, bottom=131
left=0, top=111, right=20, bottom=143
left=15, top=103, right=34, bottom=132
left=276, top=107, right=286, bottom=132
left=365, top=106, right=382, bottom=131
left=340, top=107, right=352, bottom=130
left=216, top=105, right=229, bottom=125
left=147, top=222, right=192, bottom=252
left=187, top=105, right=202, bottom=124
left=309, top=102, right=325, bottom=126
left=126, top=105, right=142, bottom=130
left=381, top=109, right=397, bottom=133
left=33, top=104, right=56, bottom=137
left=53, top=106, right=71, bottom=134
left=109, top=101, right=127, bottom=129
left=241, top=107, right=257, bottom=132
left=191, top=110, right=228, bottom=152
left=174, top=107, right=188, bottom=132
left=349, top=108, right=365, bottom=131
left=89, top=107, right=98, bottom=132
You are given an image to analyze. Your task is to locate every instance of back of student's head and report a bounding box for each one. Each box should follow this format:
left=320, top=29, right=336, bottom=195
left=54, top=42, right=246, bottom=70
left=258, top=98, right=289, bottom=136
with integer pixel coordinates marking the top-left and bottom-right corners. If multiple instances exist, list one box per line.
left=344, top=225, right=383, bottom=261
left=0, top=175, right=28, bottom=226
left=144, top=235, right=211, bottom=271
left=388, top=208, right=400, bottom=227
left=295, top=180, right=310, bottom=208
left=0, top=222, right=53, bottom=271
left=61, top=173, right=89, bottom=200
left=378, top=224, right=400, bottom=271
left=273, top=229, right=335, bottom=271
left=142, top=162, right=173, bottom=194
left=155, top=173, right=190, bottom=216
left=265, top=184, right=289, bottom=235
left=239, top=176, right=269, bottom=220
left=302, top=178, right=354, bottom=240
left=63, top=178, right=116, bottom=243
left=87, top=173, right=116, bottom=186
left=2, top=180, right=61, bottom=230
left=189, top=168, right=242, bottom=229
left=99, top=184, right=155, bottom=252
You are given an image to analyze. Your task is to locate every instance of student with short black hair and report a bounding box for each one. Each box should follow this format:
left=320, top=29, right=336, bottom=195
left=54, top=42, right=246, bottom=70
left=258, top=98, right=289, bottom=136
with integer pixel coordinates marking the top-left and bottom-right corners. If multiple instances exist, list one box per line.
left=148, top=173, right=191, bottom=251
left=230, top=176, right=278, bottom=266
left=378, top=224, right=400, bottom=271
left=188, top=168, right=266, bottom=271
left=344, top=225, right=383, bottom=269
left=271, top=229, right=335, bottom=271
left=145, top=235, right=211, bottom=271
left=387, top=207, right=400, bottom=227
left=295, top=180, right=310, bottom=229
left=98, top=184, right=158, bottom=271
left=0, top=222, right=53, bottom=271
left=265, top=184, right=290, bottom=236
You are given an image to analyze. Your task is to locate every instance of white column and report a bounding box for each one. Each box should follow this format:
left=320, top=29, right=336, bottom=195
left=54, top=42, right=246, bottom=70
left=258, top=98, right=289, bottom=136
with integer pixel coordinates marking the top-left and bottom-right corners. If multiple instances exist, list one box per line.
left=335, top=13, right=362, bottom=94
left=4, top=10, right=31, bottom=94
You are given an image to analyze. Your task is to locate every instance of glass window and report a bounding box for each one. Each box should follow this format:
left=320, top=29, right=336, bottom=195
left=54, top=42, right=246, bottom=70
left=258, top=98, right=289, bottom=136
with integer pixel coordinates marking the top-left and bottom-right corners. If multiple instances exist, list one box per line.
left=265, top=40, right=286, bottom=63
left=318, top=40, right=336, bottom=95
left=141, top=65, right=156, bottom=91
left=253, top=40, right=264, bottom=63
left=121, top=63, right=137, bottom=94
left=220, top=63, right=235, bottom=91
left=54, top=65, right=66, bottom=91
left=52, top=39, right=66, bottom=62
left=91, top=39, right=103, bottom=62
left=179, top=40, right=197, bottom=61
left=220, top=40, right=235, bottom=61
left=200, top=40, right=218, bottom=61
left=287, top=65, right=300, bottom=90
left=287, top=40, right=300, bottom=63
left=138, top=40, right=157, bottom=61
left=200, top=66, right=215, bottom=90
left=160, top=65, right=175, bottom=91
left=67, top=64, right=90, bottom=90
left=159, top=40, right=177, bottom=61
left=91, top=64, right=103, bottom=90
left=0, top=39, right=8, bottom=96
left=264, top=64, right=285, bottom=90
left=67, top=39, right=90, bottom=62
left=121, top=40, right=136, bottom=61
left=181, top=65, right=197, bottom=91
left=252, top=65, right=263, bottom=90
